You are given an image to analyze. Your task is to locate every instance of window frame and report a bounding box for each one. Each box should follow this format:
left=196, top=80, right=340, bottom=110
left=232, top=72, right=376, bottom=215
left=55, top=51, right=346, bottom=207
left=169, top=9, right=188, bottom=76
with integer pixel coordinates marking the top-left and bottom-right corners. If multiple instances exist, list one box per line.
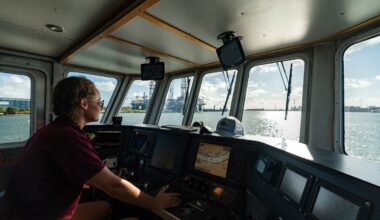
left=64, top=69, right=122, bottom=123
left=188, top=67, right=239, bottom=126
left=335, top=26, right=380, bottom=154
left=155, top=72, right=196, bottom=125
left=238, top=53, right=311, bottom=143
left=117, top=77, right=158, bottom=124
left=0, top=67, right=46, bottom=148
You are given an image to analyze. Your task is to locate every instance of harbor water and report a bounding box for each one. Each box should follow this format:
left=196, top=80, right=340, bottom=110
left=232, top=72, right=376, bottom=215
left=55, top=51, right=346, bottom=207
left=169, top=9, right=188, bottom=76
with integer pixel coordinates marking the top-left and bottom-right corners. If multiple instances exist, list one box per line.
left=1, top=112, right=379, bottom=163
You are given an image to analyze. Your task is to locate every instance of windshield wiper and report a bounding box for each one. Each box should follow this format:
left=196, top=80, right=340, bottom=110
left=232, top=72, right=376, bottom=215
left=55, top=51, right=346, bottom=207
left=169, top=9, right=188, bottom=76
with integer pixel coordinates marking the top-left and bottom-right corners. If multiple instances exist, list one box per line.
left=284, top=63, right=293, bottom=120
left=222, top=70, right=236, bottom=115
left=182, top=77, right=191, bottom=115
left=276, top=62, right=293, bottom=120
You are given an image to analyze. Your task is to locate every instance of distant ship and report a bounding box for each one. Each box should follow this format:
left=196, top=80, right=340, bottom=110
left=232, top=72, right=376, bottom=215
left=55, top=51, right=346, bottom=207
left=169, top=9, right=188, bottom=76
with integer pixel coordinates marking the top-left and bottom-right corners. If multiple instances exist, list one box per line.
left=130, top=78, right=210, bottom=112
left=130, top=81, right=154, bottom=110
left=131, top=93, right=149, bottom=110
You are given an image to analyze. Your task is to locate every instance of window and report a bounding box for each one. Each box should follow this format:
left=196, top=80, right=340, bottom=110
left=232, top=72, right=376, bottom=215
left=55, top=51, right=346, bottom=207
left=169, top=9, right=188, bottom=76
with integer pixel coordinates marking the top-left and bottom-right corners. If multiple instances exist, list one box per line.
left=343, top=35, right=380, bottom=162
left=192, top=70, right=237, bottom=129
left=118, top=80, right=156, bottom=124
left=242, top=59, right=305, bottom=141
left=158, top=76, right=194, bottom=125
left=0, top=72, right=31, bottom=144
left=67, top=72, right=118, bottom=122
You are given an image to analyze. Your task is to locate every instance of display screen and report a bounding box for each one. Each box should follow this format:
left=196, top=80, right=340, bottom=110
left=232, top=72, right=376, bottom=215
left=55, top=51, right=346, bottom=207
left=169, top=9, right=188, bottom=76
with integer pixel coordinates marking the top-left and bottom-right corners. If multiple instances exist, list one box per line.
left=216, top=37, right=246, bottom=69
left=280, top=168, right=307, bottom=204
left=141, top=62, right=164, bottom=80
left=312, top=187, right=359, bottom=220
left=150, top=132, right=187, bottom=174
left=194, top=143, right=231, bottom=178
left=129, top=131, right=154, bottom=156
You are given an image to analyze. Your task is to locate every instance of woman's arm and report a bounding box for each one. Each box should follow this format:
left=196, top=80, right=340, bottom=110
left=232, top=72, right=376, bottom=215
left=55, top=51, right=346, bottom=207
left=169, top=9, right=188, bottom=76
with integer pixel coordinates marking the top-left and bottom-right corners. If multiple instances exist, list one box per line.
left=86, top=167, right=181, bottom=209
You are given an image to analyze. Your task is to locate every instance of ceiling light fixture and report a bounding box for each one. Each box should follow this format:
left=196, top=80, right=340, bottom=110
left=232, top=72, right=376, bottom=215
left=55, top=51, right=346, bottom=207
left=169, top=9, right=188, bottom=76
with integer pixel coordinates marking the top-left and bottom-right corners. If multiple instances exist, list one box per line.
left=46, top=24, right=64, bottom=32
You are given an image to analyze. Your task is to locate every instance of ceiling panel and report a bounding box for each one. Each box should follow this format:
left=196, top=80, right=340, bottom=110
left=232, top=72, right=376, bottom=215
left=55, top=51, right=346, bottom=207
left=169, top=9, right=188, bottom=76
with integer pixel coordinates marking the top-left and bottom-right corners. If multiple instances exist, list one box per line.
left=112, top=16, right=218, bottom=65
left=0, top=20, right=73, bottom=57
left=147, top=0, right=380, bottom=56
left=0, top=0, right=126, bottom=57
left=1, top=0, right=380, bottom=73
left=69, top=38, right=192, bottom=74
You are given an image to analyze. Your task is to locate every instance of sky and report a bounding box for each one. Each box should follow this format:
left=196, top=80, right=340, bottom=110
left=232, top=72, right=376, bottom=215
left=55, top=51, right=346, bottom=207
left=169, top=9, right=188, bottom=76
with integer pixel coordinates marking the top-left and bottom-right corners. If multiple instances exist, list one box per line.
left=0, top=73, right=31, bottom=99
left=244, top=59, right=304, bottom=110
left=1, top=35, right=379, bottom=109
left=197, top=70, right=236, bottom=109
left=344, top=35, right=380, bottom=107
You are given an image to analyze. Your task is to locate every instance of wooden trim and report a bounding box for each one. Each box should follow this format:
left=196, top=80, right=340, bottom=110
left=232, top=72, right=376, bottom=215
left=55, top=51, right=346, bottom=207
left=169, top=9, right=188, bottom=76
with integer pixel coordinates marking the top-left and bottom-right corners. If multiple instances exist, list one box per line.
left=59, top=0, right=159, bottom=64
left=140, top=12, right=216, bottom=51
left=107, top=35, right=200, bottom=67
left=66, top=64, right=130, bottom=77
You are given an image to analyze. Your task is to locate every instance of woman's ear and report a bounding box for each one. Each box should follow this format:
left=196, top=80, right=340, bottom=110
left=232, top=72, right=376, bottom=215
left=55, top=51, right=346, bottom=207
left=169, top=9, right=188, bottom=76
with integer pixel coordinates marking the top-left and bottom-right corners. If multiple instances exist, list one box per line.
left=80, top=98, right=88, bottom=110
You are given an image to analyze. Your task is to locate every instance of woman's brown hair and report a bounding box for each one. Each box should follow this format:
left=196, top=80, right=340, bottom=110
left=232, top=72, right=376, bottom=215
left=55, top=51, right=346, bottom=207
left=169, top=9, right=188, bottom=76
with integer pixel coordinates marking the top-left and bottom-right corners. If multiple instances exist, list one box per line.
left=52, top=77, right=97, bottom=118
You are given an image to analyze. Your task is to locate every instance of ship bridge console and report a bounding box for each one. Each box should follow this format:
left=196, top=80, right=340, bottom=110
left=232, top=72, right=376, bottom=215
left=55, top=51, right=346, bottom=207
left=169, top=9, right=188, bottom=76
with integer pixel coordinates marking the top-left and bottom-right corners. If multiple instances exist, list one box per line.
left=84, top=124, right=380, bottom=220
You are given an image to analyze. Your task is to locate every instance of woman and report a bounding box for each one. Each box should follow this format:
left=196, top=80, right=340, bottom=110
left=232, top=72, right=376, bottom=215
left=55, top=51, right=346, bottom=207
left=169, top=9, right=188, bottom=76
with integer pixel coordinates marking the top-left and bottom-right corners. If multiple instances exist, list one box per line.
left=0, top=77, right=180, bottom=219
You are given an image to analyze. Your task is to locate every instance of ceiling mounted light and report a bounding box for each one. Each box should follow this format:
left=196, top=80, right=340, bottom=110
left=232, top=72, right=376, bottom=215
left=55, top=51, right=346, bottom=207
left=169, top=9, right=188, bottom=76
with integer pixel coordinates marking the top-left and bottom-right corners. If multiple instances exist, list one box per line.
left=46, top=24, right=64, bottom=32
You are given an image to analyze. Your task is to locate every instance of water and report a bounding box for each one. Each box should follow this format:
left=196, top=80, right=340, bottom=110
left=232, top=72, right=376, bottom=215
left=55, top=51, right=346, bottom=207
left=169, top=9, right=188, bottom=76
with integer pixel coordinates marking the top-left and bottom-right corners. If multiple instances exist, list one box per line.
left=345, top=112, right=380, bottom=162
left=0, top=114, right=30, bottom=144
left=1, top=112, right=379, bottom=163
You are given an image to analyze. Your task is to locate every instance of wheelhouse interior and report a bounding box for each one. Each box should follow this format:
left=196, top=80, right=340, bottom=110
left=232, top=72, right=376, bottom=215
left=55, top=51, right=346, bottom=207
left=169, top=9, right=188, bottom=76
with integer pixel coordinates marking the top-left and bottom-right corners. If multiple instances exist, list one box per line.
left=1, top=0, right=380, bottom=219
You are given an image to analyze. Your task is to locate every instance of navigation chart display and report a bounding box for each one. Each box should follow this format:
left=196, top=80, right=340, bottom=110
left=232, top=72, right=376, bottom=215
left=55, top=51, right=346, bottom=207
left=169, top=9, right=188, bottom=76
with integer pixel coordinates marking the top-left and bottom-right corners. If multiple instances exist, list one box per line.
left=194, top=142, right=231, bottom=178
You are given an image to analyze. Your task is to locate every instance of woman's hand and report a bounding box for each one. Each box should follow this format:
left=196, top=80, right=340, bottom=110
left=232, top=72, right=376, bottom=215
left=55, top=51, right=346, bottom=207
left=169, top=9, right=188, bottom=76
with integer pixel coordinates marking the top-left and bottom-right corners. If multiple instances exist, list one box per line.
left=152, top=185, right=181, bottom=209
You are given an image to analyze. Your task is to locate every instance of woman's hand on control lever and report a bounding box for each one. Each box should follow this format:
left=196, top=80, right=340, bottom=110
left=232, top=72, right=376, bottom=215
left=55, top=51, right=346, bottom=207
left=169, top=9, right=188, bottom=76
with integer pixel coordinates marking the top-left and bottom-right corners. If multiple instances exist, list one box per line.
left=152, top=185, right=181, bottom=209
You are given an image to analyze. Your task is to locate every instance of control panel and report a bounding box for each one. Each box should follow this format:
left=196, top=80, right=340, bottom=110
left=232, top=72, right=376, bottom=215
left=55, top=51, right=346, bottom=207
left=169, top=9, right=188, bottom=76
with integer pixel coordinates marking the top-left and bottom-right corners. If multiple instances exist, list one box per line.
left=83, top=124, right=380, bottom=220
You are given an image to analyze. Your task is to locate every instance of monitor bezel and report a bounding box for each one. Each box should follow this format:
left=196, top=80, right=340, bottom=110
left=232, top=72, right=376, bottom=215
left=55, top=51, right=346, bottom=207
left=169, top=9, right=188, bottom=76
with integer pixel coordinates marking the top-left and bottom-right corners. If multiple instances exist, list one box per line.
left=147, top=130, right=189, bottom=176
left=126, top=128, right=156, bottom=157
left=305, top=178, right=372, bottom=220
left=216, top=37, right=246, bottom=70
left=276, top=164, right=313, bottom=210
left=141, top=62, right=165, bottom=80
left=190, top=138, right=237, bottom=185
left=193, top=141, right=232, bottom=179
left=253, top=153, right=281, bottom=184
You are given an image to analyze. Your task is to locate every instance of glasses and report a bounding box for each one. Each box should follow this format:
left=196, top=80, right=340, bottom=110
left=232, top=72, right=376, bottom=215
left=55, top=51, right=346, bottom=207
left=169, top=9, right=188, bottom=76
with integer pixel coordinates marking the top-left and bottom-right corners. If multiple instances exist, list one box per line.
left=88, top=99, right=104, bottom=109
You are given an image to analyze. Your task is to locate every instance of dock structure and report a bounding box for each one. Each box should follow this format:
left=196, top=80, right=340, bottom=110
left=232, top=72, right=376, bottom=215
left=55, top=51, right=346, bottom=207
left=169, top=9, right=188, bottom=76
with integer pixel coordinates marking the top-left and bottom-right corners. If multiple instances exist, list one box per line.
left=0, top=98, right=30, bottom=109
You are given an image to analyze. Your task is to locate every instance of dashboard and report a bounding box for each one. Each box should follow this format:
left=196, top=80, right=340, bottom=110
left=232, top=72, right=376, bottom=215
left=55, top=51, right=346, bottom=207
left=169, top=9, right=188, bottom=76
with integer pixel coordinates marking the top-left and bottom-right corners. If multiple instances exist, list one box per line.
left=84, top=124, right=380, bottom=220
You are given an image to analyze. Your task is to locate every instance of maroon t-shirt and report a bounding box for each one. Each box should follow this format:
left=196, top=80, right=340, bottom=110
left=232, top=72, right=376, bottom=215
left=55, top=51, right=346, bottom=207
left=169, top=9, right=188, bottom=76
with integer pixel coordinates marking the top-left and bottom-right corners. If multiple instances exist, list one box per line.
left=0, top=117, right=105, bottom=219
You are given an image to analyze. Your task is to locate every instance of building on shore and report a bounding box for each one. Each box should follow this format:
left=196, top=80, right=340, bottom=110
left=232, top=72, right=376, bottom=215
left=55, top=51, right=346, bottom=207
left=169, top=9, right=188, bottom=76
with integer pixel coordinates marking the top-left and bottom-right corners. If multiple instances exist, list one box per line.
left=0, top=98, right=30, bottom=109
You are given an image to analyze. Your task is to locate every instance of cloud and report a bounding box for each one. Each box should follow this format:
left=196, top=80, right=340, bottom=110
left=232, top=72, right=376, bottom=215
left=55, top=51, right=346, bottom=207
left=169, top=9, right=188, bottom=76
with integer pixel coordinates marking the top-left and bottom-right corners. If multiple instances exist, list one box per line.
left=345, top=36, right=380, bottom=55
left=345, top=78, right=370, bottom=89
left=251, top=60, right=303, bottom=75
left=0, top=74, right=31, bottom=99
left=95, top=81, right=116, bottom=92
left=292, top=86, right=303, bottom=98
left=252, top=64, right=278, bottom=74
left=247, top=89, right=267, bottom=97
left=133, top=80, right=155, bottom=87
left=247, top=81, right=266, bottom=88
left=345, top=97, right=380, bottom=107
left=376, top=75, right=380, bottom=80
left=198, top=80, right=232, bottom=108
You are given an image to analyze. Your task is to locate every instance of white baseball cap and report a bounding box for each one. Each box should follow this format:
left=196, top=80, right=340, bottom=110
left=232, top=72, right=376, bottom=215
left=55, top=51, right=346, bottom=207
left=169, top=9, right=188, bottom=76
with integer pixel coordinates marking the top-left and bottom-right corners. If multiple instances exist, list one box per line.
left=215, top=116, right=244, bottom=137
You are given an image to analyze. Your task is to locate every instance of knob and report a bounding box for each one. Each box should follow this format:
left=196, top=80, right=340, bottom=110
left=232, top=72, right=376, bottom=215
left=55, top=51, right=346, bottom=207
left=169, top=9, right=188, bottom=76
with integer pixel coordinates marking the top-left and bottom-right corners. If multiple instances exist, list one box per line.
left=143, top=183, right=149, bottom=189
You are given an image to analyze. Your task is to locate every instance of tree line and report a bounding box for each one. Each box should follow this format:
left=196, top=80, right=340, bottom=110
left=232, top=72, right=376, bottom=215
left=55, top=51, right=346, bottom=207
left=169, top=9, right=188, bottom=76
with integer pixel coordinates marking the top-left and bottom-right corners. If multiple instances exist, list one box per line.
left=0, top=106, right=30, bottom=115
